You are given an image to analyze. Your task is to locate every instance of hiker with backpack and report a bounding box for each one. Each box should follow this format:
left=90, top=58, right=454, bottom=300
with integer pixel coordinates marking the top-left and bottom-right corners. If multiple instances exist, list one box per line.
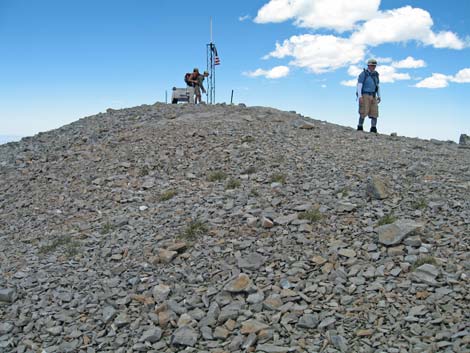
left=194, top=70, right=209, bottom=104
left=357, top=59, right=381, bottom=133
left=184, top=68, right=209, bottom=104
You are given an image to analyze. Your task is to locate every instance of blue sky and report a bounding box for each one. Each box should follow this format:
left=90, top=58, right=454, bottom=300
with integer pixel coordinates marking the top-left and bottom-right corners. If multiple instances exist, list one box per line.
left=1, top=0, right=469, bottom=142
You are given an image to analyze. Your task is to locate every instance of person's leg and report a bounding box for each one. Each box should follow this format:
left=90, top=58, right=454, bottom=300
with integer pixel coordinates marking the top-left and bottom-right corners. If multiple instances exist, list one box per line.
left=358, top=95, right=369, bottom=130
left=357, top=116, right=365, bottom=130
left=369, top=97, right=379, bottom=132
left=370, top=117, right=377, bottom=133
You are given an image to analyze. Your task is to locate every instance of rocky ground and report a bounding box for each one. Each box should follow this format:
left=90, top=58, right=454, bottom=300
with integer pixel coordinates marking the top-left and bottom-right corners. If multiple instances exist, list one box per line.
left=0, top=103, right=469, bottom=353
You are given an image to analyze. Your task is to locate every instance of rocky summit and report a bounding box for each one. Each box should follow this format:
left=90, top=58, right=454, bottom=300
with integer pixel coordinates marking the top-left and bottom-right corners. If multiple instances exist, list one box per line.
left=0, top=103, right=469, bottom=353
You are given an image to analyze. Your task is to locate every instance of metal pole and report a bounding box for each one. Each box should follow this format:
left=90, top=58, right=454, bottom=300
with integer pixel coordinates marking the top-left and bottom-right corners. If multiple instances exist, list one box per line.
left=230, top=90, right=233, bottom=104
left=165, top=90, right=167, bottom=104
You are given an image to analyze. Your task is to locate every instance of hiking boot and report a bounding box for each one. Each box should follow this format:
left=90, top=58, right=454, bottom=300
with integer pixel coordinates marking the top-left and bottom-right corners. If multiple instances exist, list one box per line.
left=370, top=127, right=377, bottom=133
left=357, top=125, right=363, bottom=131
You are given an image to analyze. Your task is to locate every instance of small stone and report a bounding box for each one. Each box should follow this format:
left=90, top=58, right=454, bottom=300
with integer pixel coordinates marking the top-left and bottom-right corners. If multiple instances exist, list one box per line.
left=240, top=319, right=269, bottom=334
left=238, top=253, right=266, bottom=270
left=330, top=335, right=348, bottom=352
left=337, top=201, right=357, bottom=212
left=338, top=248, right=356, bottom=258
left=388, top=245, right=405, bottom=256
left=377, top=220, right=422, bottom=246
left=0, top=288, right=16, bottom=303
left=171, top=326, right=198, bottom=347
left=459, top=133, right=470, bottom=145
left=247, top=291, right=265, bottom=304
left=256, top=344, right=290, bottom=353
left=46, top=326, right=63, bottom=336
left=0, top=323, right=14, bottom=334
left=158, top=249, right=178, bottom=263
left=140, top=327, right=162, bottom=343
left=408, top=305, right=428, bottom=316
left=318, top=317, right=336, bottom=329
left=356, top=329, right=374, bottom=337
left=213, top=326, right=230, bottom=339
left=103, top=306, right=117, bottom=323
left=224, top=274, right=253, bottom=293
left=298, top=314, right=319, bottom=329
left=262, top=217, right=274, bottom=228
left=152, top=284, right=171, bottom=302
left=310, top=256, right=327, bottom=265
left=366, top=176, right=389, bottom=199
left=411, top=264, right=439, bottom=285
left=114, top=313, right=130, bottom=328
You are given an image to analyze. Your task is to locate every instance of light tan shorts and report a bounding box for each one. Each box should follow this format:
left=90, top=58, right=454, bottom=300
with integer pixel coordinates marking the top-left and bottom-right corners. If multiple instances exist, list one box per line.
left=359, top=94, right=379, bottom=118
left=194, top=85, right=201, bottom=97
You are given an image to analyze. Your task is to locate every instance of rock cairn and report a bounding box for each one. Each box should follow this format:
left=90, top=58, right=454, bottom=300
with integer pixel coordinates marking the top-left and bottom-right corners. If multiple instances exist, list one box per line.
left=0, top=103, right=469, bottom=353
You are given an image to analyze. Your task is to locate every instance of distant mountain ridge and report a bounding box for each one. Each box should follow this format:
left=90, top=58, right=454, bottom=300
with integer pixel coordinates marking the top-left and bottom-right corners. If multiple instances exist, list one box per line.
left=0, top=135, right=21, bottom=144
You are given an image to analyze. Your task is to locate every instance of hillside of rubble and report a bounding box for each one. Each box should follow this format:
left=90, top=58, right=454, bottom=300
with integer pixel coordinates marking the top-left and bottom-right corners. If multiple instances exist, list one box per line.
left=0, top=103, right=469, bottom=353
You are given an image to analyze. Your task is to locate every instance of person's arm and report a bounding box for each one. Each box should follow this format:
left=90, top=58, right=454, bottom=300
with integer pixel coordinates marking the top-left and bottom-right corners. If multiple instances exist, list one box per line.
left=376, top=85, right=381, bottom=103
left=357, top=83, right=363, bottom=99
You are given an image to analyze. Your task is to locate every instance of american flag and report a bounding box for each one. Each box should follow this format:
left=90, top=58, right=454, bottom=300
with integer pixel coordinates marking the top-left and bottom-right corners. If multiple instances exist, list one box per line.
left=212, top=44, right=220, bottom=65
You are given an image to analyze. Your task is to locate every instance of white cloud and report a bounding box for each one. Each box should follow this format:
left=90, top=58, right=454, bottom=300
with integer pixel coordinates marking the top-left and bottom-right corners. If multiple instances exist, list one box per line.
left=451, top=68, right=470, bottom=83
left=340, top=79, right=357, bottom=87
left=415, top=68, right=470, bottom=88
left=392, top=56, right=426, bottom=69
left=266, top=34, right=365, bottom=73
left=351, top=6, right=466, bottom=49
left=415, top=73, right=451, bottom=88
left=244, top=65, right=290, bottom=79
left=254, top=0, right=380, bottom=32
left=239, top=15, right=250, bottom=22
left=342, top=64, right=410, bottom=86
left=378, top=65, right=411, bottom=83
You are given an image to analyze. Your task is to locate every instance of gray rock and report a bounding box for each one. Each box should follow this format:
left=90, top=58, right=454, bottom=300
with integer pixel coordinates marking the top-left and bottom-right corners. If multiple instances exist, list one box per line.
left=298, top=314, right=319, bottom=329
left=330, top=335, right=348, bottom=352
left=377, top=220, right=422, bottom=246
left=224, top=273, right=254, bottom=293
left=256, top=344, right=290, bottom=353
left=411, top=264, right=439, bottom=285
left=459, top=133, right=470, bottom=145
left=0, top=288, right=16, bottom=303
left=0, top=323, right=14, bottom=334
left=171, top=326, right=198, bottom=347
left=238, top=253, right=266, bottom=270
left=366, top=176, right=389, bottom=199
left=103, top=306, right=117, bottom=323
left=140, top=327, right=162, bottom=343
left=153, top=283, right=171, bottom=302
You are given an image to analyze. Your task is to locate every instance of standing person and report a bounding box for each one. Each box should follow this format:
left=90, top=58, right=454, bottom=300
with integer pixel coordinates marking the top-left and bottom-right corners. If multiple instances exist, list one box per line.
left=195, top=70, right=209, bottom=104
left=357, top=59, right=381, bottom=133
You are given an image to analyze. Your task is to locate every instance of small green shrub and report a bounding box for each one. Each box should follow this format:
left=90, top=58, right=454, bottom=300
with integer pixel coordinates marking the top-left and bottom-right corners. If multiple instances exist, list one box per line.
left=39, top=235, right=80, bottom=257
left=159, top=189, right=177, bottom=201
left=100, top=222, right=113, bottom=235
left=377, top=214, right=397, bottom=226
left=242, top=166, right=257, bottom=175
left=249, top=188, right=260, bottom=197
left=179, top=219, right=208, bottom=240
left=412, top=256, right=437, bottom=270
left=270, top=173, right=286, bottom=184
left=298, top=209, right=322, bottom=223
left=241, top=136, right=255, bottom=143
left=225, top=178, right=241, bottom=190
left=207, top=171, right=228, bottom=182
left=411, top=198, right=427, bottom=210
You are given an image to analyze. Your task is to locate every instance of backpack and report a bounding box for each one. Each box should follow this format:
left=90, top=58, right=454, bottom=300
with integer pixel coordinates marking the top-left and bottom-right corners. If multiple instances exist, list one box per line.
left=184, top=73, right=193, bottom=86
